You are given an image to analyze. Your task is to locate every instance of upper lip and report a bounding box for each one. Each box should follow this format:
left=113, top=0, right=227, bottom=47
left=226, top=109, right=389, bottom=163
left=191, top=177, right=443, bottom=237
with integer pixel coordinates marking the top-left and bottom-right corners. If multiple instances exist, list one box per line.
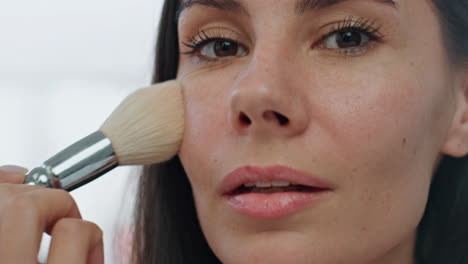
left=221, top=165, right=335, bottom=195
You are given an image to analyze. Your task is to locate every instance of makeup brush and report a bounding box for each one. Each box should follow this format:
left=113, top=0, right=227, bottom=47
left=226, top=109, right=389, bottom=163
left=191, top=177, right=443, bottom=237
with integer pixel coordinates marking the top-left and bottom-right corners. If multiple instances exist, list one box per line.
left=23, top=80, right=184, bottom=191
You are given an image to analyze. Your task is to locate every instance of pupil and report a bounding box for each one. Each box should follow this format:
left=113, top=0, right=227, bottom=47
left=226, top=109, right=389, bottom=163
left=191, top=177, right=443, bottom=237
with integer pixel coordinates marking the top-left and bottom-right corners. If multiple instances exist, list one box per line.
left=337, top=31, right=362, bottom=48
left=214, top=41, right=238, bottom=56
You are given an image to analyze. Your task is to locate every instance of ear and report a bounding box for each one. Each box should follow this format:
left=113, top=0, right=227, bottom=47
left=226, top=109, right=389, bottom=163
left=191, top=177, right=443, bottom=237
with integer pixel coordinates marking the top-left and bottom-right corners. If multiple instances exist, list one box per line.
left=441, top=67, right=468, bottom=157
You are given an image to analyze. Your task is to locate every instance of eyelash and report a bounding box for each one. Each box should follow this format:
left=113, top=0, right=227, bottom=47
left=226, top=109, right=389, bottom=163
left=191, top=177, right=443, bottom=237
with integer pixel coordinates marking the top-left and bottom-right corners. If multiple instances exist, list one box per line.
left=181, top=29, right=240, bottom=64
left=181, top=16, right=385, bottom=64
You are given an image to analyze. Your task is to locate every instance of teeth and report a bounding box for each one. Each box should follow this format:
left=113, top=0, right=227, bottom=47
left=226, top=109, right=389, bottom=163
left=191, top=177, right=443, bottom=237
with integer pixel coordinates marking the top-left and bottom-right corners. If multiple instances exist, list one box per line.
left=254, top=181, right=272, bottom=188
left=244, top=182, right=256, bottom=187
left=243, top=181, right=291, bottom=188
left=271, top=180, right=291, bottom=187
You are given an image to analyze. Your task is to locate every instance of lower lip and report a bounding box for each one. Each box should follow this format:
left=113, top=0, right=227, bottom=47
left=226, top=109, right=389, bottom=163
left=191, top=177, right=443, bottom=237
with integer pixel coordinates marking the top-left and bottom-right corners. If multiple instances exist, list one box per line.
left=225, top=190, right=332, bottom=219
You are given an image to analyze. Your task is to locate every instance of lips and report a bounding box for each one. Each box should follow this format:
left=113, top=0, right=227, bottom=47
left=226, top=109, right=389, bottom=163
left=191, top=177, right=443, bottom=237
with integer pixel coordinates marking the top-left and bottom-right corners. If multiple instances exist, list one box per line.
left=221, top=165, right=334, bottom=195
left=221, top=165, right=334, bottom=218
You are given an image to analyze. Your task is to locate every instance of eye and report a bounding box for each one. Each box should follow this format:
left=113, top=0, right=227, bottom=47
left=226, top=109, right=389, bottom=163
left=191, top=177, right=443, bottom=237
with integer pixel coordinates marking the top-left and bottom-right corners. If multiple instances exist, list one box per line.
left=200, top=39, right=248, bottom=58
left=317, top=17, right=384, bottom=55
left=322, top=30, right=370, bottom=49
left=180, top=29, right=248, bottom=62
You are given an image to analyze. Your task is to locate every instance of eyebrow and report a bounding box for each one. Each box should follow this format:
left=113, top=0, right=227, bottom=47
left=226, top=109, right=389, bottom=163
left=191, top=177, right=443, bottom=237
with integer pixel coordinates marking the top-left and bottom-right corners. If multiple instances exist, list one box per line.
left=176, top=0, right=398, bottom=20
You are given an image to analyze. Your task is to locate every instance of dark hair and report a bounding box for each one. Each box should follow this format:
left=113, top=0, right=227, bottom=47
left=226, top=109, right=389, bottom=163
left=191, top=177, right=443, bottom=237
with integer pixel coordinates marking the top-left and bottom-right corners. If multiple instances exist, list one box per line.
left=131, top=1, right=468, bottom=263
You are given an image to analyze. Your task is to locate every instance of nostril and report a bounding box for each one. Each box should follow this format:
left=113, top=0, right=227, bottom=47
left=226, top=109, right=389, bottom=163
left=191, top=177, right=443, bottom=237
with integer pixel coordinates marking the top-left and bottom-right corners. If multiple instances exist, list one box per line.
left=274, top=112, right=289, bottom=126
left=239, top=111, right=289, bottom=127
left=239, top=112, right=252, bottom=125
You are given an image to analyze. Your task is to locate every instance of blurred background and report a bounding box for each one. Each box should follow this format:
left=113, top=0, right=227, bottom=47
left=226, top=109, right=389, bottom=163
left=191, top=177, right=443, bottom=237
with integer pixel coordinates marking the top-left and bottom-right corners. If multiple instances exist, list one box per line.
left=0, top=0, right=165, bottom=262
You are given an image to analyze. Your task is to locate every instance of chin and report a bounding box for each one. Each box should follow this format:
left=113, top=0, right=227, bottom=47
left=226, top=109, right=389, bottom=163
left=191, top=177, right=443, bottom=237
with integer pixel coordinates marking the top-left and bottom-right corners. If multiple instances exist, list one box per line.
left=211, top=232, right=338, bottom=264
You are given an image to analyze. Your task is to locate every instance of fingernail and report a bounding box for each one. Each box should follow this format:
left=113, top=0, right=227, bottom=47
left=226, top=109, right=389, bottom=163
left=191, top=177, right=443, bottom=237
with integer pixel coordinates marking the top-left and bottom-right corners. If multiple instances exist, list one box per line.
left=0, top=165, right=28, bottom=174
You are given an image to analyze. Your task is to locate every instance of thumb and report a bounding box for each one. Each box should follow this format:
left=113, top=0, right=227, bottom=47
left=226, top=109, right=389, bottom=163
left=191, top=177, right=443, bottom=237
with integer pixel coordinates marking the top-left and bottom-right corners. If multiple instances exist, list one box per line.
left=0, top=165, right=29, bottom=184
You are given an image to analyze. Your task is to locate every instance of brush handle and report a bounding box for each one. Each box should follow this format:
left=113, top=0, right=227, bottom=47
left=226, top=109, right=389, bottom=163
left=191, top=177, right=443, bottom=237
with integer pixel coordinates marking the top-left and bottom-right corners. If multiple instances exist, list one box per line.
left=24, top=131, right=118, bottom=191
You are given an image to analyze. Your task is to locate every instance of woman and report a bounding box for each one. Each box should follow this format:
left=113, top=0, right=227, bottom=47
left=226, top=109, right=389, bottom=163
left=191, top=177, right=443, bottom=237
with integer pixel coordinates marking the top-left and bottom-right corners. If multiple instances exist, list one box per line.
left=0, top=0, right=467, bottom=263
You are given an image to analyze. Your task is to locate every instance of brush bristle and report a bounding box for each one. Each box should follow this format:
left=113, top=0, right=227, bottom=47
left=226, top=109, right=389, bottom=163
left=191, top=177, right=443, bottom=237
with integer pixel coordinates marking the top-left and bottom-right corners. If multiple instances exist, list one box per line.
left=99, top=80, right=184, bottom=165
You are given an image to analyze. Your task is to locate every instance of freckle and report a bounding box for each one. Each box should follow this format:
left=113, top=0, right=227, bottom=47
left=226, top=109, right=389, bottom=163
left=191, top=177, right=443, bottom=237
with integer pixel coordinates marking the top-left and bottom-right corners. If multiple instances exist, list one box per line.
left=402, top=138, right=407, bottom=145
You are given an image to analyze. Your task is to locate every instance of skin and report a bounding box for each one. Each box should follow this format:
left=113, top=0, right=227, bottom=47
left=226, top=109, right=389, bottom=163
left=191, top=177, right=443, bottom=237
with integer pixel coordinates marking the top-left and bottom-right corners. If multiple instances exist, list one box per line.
left=1, top=0, right=467, bottom=263
left=176, top=0, right=468, bottom=263
left=0, top=165, right=104, bottom=263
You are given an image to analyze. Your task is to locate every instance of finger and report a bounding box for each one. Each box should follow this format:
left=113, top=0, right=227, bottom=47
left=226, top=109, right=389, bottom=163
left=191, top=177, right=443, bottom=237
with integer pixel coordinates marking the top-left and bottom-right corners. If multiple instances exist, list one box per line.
left=0, top=184, right=44, bottom=196
left=0, top=183, right=47, bottom=226
left=0, top=184, right=45, bottom=219
left=0, top=165, right=28, bottom=184
left=0, top=188, right=82, bottom=263
left=47, top=219, right=104, bottom=264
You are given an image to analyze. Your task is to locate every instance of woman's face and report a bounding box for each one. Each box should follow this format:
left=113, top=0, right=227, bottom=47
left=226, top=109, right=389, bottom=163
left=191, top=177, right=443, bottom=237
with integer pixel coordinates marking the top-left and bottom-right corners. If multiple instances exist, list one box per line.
left=176, top=0, right=460, bottom=263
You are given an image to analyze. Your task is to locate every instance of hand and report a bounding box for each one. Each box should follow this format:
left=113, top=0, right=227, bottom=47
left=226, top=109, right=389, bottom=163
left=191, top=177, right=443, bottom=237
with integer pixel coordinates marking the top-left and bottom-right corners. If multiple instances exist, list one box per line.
left=0, top=165, right=104, bottom=264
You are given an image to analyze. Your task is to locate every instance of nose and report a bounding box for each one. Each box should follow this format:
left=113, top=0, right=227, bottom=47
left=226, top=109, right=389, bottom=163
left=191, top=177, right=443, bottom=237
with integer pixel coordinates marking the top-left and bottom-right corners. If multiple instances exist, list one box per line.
left=229, top=54, right=310, bottom=139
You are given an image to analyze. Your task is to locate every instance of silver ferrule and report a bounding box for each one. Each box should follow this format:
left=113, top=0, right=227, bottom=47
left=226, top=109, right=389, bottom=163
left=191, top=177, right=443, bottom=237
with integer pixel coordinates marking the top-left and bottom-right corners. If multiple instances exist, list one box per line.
left=24, top=131, right=118, bottom=191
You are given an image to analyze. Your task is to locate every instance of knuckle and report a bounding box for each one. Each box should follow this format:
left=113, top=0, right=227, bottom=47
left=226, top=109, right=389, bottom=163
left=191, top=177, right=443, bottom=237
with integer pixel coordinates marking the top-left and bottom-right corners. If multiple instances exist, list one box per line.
left=52, top=218, right=82, bottom=236
left=50, top=189, right=79, bottom=208
left=33, top=188, right=81, bottom=217
left=52, top=219, right=103, bottom=238
left=83, top=220, right=104, bottom=237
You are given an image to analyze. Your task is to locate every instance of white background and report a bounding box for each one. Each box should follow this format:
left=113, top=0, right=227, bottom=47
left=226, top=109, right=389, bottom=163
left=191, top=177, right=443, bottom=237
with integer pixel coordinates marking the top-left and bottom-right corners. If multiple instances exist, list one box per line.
left=0, top=0, right=165, bottom=262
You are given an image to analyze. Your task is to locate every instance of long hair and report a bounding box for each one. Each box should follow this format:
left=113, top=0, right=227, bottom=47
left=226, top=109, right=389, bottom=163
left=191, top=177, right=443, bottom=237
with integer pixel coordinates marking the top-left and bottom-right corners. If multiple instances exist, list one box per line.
left=131, top=1, right=468, bottom=263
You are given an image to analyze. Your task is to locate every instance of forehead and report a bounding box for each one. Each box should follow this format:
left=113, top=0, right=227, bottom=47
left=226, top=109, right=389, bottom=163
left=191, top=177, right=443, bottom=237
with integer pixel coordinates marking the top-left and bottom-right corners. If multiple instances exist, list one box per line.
left=177, top=0, right=399, bottom=17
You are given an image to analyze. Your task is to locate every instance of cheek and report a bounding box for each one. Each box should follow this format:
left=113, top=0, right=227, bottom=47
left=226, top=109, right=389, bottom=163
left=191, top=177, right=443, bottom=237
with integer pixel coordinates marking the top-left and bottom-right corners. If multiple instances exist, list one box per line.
left=312, top=62, right=447, bottom=208
left=311, top=60, right=452, bottom=241
left=177, top=69, right=235, bottom=189
left=326, top=71, right=421, bottom=162
left=316, top=59, right=448, bottom=172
